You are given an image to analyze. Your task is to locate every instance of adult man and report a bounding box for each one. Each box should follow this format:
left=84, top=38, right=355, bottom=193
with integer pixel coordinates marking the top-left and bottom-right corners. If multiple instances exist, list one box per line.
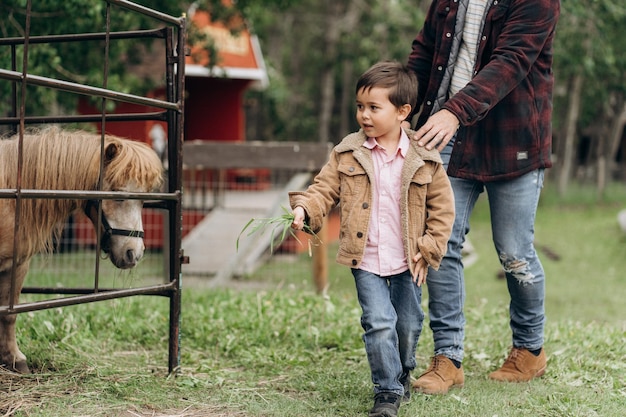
left=405, top=0, right=560, bottom=394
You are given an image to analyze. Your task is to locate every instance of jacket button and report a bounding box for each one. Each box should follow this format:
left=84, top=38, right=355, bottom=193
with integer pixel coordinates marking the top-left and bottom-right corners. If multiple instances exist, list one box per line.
left=357, top=232, right=363, bottom=238
left=349, top=166, right=355, bottom=172
left=352, top=259, right=358, bottom=266
left=362, top=202, right=369, bottom=209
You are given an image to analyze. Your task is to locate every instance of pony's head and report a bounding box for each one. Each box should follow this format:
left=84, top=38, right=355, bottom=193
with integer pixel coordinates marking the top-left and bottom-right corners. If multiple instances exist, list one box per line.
left=83, top=136, right=164, bottom=269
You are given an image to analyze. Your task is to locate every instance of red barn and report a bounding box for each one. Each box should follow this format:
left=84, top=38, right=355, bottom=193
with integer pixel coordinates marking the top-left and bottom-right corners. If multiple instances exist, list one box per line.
left=75, top=7, right=268, bottom=249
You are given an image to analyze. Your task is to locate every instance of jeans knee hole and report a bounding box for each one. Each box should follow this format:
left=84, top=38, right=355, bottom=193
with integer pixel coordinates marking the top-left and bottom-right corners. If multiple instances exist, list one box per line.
left=501, top=256, right=534, bottom=284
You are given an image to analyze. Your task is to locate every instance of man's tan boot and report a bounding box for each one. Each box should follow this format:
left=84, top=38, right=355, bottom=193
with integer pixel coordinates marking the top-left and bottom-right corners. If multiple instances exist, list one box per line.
left=412, top=355, right=464, bottom=395
left=489, top=347, right=547, bottom=382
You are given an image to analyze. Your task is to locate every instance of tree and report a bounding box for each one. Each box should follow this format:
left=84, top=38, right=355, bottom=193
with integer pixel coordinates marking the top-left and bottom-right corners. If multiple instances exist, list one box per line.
left=0, top=0, right=188, bottom=120
left=0, top=0, right=291, bottom=119
left=241, top=0, right=426, bottom=144
left=552, top=0, right=626, bottom=195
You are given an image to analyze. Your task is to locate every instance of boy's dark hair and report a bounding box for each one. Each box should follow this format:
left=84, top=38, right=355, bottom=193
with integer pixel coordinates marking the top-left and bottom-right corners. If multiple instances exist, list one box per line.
left=356, top=61, right=418, bottom=110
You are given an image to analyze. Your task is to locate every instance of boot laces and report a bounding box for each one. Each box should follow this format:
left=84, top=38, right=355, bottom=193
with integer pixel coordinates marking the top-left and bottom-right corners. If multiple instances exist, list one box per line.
left=506, top=348, right=523, bottom=364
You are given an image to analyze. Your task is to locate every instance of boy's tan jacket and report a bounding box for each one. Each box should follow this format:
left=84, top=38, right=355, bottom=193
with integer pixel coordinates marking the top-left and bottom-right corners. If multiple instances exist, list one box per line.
left=289, top=129, right=454, bottom=273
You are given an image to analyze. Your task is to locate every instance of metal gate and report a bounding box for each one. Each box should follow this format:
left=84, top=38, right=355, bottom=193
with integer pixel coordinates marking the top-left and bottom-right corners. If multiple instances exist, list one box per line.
left=0, top=0, right=185, bottom=374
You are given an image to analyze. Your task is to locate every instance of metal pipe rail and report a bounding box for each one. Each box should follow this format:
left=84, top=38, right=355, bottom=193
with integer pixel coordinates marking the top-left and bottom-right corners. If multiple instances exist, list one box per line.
left=0, top=28, right=168, bottom=46
left=0, top=111, right=168, bottom=126
left=0, top=68, right=180, bottom=111
left=1, top=282, right=177, bottom=315
left=0, top=190, right=179, bottom=201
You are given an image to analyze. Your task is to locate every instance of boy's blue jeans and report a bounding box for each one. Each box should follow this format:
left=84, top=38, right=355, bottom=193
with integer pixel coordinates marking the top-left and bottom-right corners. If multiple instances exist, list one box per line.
left=430, top=142, right=547, bottom=363
left=352, top=269, right=424, bottom=396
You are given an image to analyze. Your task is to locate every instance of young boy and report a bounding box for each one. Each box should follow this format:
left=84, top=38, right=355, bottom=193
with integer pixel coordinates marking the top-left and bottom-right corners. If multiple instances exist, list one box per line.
left=289, top=61, right=454, bottom=417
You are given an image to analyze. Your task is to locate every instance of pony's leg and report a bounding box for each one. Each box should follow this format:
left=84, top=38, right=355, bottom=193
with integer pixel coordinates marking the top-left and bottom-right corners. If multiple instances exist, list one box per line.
left=0, top=261, right=31, bottom=373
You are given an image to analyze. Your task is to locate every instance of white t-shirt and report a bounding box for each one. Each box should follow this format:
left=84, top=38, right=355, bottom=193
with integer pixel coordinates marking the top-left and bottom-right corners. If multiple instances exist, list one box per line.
left=449, top=0, right=490, bottom=97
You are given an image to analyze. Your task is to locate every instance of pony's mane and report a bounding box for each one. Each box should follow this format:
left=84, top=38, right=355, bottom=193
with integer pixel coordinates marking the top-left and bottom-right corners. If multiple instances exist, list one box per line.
left=0, top=126, right=163, bottom=257
left=103, top=135, right=164, bottom=192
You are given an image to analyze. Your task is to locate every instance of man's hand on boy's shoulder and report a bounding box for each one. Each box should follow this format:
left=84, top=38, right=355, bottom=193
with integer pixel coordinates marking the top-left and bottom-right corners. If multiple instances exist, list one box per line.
left=411, top=109, right=460, bottom=152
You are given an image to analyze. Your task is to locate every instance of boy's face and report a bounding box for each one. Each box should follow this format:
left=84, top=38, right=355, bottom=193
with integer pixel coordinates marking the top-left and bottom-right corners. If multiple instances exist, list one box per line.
left=356, top=87, right=409, bottom=142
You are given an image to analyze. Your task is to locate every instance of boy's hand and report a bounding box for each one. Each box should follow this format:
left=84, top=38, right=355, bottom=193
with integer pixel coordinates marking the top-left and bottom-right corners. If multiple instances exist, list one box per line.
left=291, top=206, right=306, bottom=230
left=412, top=252, right=428, bottom=287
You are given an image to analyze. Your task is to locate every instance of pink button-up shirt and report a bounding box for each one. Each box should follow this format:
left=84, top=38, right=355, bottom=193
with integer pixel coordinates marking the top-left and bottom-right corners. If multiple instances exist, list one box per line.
left=359, top=130, right=409, bottom=277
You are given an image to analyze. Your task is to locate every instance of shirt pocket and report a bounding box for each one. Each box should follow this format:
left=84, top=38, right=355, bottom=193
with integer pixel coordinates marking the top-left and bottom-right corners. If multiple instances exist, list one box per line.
left=409, top=171, right=433, bottom=210
left=488, top=0, right=511, bottom=26
left=411, top=170, right=433, bottom=186
left=338, top=162, right=367, bottom=197
left=484, top=0, right=511, bottom=44
left=435, top=0, right=452, bottom=16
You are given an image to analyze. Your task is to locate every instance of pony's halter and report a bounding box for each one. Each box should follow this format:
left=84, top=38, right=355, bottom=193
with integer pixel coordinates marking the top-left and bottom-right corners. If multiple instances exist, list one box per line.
left=84, top=199, right=145, bottom=238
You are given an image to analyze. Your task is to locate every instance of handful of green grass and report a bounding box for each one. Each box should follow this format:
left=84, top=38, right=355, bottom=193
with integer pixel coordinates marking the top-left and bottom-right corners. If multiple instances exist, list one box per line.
left=236, top=206, right=322, bottom=256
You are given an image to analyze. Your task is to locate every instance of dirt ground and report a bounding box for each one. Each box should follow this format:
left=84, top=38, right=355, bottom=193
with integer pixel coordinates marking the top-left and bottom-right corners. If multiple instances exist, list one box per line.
left=0, top=353, right=248, bottom=417
left=0, top=392, right=245, bottom=417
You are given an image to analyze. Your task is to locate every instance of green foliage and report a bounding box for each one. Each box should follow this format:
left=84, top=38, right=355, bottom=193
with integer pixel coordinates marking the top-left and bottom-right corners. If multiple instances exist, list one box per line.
left=5, top=286, right=626, bottom=416
left=0, top=0, right=306, bottom=127
left=241, top=0, right=426, bottom=143
left=0, top=0, right=183, bottom=118
left=554, top=0, right=626, bottom=126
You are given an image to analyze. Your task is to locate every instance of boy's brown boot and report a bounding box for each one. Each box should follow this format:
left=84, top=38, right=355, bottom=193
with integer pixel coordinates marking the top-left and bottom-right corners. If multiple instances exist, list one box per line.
left=412, top=355, right=464, bottom=395
left=489, top=347, right=546, bottom=382
left=369, top=392, right=400, bottom=417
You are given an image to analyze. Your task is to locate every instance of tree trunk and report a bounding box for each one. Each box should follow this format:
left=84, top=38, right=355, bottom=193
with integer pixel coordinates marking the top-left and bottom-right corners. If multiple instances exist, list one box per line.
left=557, top=73, right=583, bottom=196
left=339, top=60, right=354, bottom=138
left=607, top=95, right=626, bottom=179
left=318, top=67, right=336, bottom=144
left=597, top=146, right=606, bottom=200
left=317, top=2, right=343, bottom=144
left=595, top=93, right=626, bottom=199
left=317, top=0, right=363, bottom=143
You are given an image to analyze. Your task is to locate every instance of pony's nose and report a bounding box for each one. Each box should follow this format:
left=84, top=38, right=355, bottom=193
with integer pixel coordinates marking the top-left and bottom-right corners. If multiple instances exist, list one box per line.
left=126, top=248, right=143, bottom=265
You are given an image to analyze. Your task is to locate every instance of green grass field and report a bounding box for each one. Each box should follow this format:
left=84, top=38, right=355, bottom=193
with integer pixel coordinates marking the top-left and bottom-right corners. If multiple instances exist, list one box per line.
left=1, top=183, right=625, bottom=416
